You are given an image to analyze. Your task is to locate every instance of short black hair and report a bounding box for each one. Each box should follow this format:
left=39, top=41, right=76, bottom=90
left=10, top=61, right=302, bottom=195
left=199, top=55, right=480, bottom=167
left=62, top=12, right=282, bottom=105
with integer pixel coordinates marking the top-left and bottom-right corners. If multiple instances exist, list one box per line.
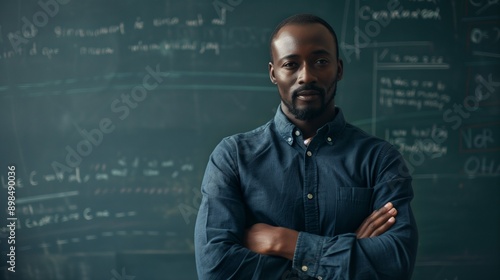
left=269, top=14, right=339, bottom=62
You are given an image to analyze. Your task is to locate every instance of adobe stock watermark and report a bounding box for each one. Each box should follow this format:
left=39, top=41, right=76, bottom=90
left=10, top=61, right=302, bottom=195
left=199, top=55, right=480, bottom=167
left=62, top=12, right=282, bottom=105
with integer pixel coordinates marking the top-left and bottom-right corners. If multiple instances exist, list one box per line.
left=211, top=0, right=242, bottom=24
left=178, top=187, right=202, bottom=225
left=111, top=267, right=135, bottom=280
left=394, top=72, right=498, bottom=180
left=51, top=64, right=164, bottom=179
left=443, top=73, right=498, bottom=130
left=341, top=0, right=403, bottom=63
left=7, top=0, right=71, bottom=53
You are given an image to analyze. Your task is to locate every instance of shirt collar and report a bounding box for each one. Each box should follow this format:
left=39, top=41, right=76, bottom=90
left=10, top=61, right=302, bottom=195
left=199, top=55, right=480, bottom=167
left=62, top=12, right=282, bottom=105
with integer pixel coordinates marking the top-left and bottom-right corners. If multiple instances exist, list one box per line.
left=274, top=104, right=347, bottom=146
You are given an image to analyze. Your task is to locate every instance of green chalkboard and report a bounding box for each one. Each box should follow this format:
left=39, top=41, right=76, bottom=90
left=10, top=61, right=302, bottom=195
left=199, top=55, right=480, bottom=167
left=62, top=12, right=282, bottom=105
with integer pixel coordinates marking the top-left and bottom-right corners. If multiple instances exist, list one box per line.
left=1, top=0, right=499, bottom=279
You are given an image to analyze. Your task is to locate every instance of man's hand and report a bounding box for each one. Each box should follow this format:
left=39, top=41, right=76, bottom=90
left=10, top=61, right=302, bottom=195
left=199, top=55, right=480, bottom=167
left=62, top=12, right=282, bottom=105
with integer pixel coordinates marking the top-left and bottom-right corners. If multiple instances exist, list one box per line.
left=244, top=223, right=298, bottom=260
left=355, top=202, right=397, bottom=239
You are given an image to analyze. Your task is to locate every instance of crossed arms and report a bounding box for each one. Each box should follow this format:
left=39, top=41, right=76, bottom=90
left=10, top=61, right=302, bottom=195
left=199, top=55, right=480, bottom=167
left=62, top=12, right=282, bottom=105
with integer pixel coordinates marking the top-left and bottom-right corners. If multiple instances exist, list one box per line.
left=244, top=202, right=399, bottom=261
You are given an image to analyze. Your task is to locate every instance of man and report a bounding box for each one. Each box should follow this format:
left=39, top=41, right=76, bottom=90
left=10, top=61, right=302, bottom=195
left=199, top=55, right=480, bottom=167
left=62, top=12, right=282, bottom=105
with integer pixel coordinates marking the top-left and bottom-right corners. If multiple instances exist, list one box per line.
left=195, top=14, right=418, bottom=279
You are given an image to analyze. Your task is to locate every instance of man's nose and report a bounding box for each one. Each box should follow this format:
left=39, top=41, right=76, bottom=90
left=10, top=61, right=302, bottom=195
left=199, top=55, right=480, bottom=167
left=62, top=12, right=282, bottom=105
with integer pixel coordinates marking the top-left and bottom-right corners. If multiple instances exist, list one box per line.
left=297, top=64, right=318, bottom=84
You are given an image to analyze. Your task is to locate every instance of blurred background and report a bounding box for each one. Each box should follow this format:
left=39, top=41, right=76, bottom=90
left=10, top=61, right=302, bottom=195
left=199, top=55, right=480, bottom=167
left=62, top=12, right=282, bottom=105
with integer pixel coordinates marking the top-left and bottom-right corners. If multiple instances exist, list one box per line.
left=0, top=0, right=499, bottom=279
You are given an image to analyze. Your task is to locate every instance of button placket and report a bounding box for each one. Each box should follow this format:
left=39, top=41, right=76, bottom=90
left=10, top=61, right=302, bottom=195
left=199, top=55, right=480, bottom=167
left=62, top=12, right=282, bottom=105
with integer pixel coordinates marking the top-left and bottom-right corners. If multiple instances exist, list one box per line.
left=303, top=138, right=320, bottom=234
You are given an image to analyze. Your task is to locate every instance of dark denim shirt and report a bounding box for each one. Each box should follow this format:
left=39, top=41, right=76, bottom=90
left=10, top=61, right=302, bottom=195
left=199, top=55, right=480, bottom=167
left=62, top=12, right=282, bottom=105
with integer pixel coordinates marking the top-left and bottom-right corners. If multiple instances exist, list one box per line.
left=195, top=106, right=418, bottom=280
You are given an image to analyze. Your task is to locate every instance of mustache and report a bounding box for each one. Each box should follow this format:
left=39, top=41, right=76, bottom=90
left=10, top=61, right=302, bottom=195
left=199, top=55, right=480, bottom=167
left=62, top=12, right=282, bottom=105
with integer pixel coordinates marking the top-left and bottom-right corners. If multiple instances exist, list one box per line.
left=292, top=84, right=325, bottom=97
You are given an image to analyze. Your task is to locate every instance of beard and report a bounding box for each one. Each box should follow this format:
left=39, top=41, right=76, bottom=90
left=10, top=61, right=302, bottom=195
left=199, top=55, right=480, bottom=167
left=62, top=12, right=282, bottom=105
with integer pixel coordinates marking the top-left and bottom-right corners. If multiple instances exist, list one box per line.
left=283, top=80, right=338, bottom=121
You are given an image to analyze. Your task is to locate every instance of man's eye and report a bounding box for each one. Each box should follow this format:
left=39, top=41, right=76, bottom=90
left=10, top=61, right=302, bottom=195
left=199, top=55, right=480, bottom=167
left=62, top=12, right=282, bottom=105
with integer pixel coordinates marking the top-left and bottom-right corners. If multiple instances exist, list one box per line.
left=283, top=62, right=297, bottom=68
left=316, top=59, right=329, bottom=65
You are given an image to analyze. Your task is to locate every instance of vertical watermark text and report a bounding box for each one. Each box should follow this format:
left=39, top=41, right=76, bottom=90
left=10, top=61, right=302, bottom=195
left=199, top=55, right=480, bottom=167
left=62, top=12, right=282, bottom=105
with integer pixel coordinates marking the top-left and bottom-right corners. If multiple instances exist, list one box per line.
left=5, top=165, right=17, bottom=273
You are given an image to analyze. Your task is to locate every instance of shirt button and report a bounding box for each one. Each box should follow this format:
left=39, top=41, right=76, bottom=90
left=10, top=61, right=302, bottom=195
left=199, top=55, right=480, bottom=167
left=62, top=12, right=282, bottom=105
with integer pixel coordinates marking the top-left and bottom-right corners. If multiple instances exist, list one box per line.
left=317, top=277, right=323, bottom=280
left=306, top=151, right=312, bottom=157
left=307, top=193, right=313, bottom=200
left=295, top=130, right=301, bottom=136
left=327, top=137, right=332, bottom=142
left=301, top=265, right=308, bottom=272
left=287, top=137, right=292, bottom=142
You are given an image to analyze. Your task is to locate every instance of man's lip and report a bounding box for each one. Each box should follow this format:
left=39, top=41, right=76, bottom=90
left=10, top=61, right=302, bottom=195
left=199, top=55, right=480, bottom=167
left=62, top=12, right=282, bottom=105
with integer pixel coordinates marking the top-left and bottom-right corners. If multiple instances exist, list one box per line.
left=297, top=90, right=320, bottom=96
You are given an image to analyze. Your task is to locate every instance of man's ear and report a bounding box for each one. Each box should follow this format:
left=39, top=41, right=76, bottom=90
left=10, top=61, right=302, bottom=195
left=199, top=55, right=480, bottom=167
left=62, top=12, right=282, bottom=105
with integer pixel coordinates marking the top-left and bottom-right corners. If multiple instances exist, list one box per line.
left=336, top=59, right=344, bottom=81
left=269, top=62, right=277, bottom=84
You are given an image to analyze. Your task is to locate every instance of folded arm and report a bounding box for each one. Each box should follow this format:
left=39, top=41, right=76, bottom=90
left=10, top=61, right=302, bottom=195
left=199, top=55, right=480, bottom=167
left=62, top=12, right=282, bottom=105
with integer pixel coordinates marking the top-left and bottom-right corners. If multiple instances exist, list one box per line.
left=245, top=199, right=417, bottom=279
left=194, top=139, right=290, bottom=279
left=245, top=202, right=399, bottom=260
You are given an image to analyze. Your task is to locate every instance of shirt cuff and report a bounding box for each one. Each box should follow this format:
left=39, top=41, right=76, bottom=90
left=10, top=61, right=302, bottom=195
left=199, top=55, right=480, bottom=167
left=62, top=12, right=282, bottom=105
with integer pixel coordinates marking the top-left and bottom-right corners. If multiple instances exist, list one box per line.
left=292, top=231, right=324, bottom=278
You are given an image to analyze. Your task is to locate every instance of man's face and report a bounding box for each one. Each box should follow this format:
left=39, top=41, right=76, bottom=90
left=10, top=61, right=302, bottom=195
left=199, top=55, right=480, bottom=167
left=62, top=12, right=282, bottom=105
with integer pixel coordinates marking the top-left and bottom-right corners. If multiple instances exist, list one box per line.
left=269, top=23, right=343, bottom=121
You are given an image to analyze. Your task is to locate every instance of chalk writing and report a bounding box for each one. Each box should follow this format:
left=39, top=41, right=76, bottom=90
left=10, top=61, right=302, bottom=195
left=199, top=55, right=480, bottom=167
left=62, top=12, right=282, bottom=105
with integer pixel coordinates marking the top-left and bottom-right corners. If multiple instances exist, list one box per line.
left=53, top=23, right=125, bottom=38
left=127, top=40, right=220, bottom=55
left=385, top=125, right=449, bottom=157
left=0, top=13, right=269, bottom=61
left=79, top=47, right=114, bottom=56
left=359, top=6, right=441, bottom=21
left=379, top=76, right=450, bottom=110
left=466, top=23, right=500, bottom=58
left=460, top=123, right=500, bottom=152
left=186, top=14, right=204, bottom=27
left=153, top=17, right=180, bottom=27
left=464, top=155, right=500, bottom=176
left=385, top=54, right=445, bottom=64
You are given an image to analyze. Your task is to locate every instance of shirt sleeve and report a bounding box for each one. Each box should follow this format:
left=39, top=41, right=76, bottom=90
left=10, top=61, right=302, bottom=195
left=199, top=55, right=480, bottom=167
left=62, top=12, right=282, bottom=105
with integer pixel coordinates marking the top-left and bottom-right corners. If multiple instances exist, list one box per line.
left=292, top=145, right=419, bottom=280
left=194, top=138, right=290, bottom=279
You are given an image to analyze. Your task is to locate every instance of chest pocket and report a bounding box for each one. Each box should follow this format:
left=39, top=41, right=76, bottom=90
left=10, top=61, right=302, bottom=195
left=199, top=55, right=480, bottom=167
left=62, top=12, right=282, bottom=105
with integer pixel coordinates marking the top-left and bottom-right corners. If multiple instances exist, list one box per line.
left=334, top=187, right=374, bottom=235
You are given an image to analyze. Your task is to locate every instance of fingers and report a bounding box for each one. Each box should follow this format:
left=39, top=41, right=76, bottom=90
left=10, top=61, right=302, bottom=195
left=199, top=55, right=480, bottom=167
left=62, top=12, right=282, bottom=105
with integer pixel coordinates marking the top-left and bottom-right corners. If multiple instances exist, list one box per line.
left=355, top=202, right=392, bottom=237
left=369, top=215, right=396, bottom=237
left=355, top=202, right=398, bottom=239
